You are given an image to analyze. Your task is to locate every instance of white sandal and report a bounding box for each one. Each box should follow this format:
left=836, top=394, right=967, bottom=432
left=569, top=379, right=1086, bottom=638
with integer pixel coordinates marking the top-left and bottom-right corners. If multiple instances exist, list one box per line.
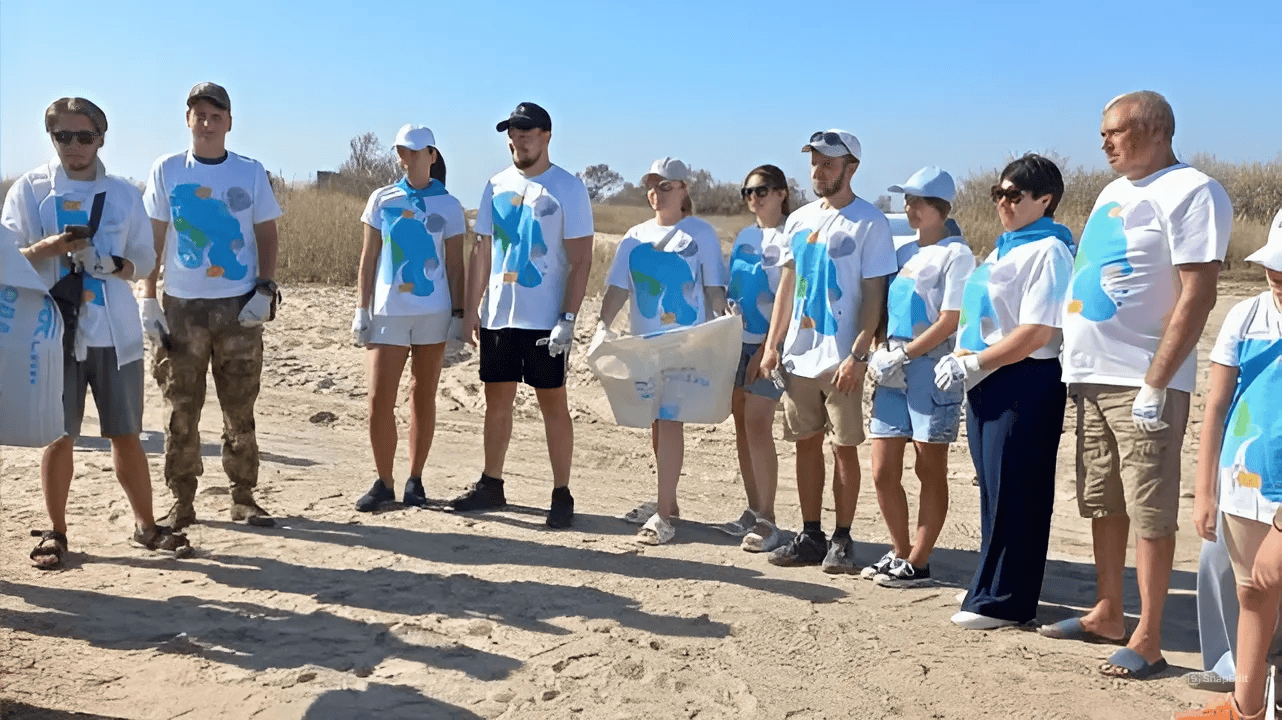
left=621, top=501, right=658, bottom=525
left=636, top=513, right=675, bottom=545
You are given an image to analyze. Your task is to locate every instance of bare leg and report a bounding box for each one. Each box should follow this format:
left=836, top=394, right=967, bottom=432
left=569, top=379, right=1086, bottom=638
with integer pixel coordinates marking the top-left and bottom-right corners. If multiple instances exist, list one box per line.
left=653, top=419, right=684, bottom=519
left=1080, top=514, right=1131, bottom=640
left=482, top=382, right=519, bottom=479
left=40, top=436, right=75, bottom=534
left=367, top=344, right=411, bottom=485
left=1125, top=534, right=1176, bottom=663
left=832, top=443, right=861, bottom=527
left=871, top=437, right=911, bottom=557
left=110, top=434, right=155, bottom=528
left=731, top=388, right=760, bottom=511
left=407, top=343, right=445, bottom=477
left=796, top=433, right=825, bottom=523
left=1233, top=583, right=1281, bottom=716
left=534, top=386, right=572, bottom=489
left=907, top=441, right=950, bottom=567
left=743, top=392, right=778, bottom=520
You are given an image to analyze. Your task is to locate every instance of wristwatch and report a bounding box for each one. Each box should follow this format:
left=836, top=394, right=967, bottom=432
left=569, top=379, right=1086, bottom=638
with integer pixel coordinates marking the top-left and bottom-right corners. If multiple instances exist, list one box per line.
left=451, top=308, right=465, bottom=319
left=560, top=312, right=576, bottom=323
left=851, top=350, right=870, bottom=363
left=254, top=279, right=279, bottom=296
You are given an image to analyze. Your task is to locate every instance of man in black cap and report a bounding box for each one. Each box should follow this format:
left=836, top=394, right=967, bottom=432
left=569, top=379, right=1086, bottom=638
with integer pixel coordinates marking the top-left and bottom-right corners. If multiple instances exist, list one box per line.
left=456, top=102, right=594, bottom=528
left=140, top=81, right=283, bottom=530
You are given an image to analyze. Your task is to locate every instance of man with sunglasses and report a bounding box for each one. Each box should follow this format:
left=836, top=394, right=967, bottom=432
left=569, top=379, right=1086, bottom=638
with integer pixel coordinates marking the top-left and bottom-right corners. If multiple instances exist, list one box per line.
left=759, top=130, right=897, bottom=571
left=2, top=97, right=189, bottom=568
left=140, top=82, right=283, bottom=531
left=1048, top=91, right=1233, bottom=680
left=456, top=102, right=593, bottom=528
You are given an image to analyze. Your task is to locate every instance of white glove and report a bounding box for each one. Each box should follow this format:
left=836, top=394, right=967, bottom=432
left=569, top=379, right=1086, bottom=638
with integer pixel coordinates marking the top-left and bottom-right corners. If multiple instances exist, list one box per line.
left=868, top=347, right=909, bottom=389
left=536, top=318, right=575, bottom=356
left=140, top=297, right=169, bottom=342
left=239, top=289, right=274, bottom=327
left=447, top=315, right=462, bottom=342
left=587, top=321, right=619, bottom=356
left=1132, top=383, right=1169, bottom=432
left=351, top=308, right=372, bottom=346
left=934, top=352, right=985, bottom=393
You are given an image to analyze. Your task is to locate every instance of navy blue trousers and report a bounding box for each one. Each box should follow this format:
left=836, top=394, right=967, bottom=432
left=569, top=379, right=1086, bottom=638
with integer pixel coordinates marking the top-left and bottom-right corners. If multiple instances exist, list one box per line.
left=961, top=358, right=1066, bottom=623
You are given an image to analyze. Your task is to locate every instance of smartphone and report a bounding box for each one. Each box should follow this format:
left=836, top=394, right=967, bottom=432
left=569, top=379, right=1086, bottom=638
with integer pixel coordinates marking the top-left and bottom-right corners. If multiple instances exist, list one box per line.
left=64, top=224, right=91, bottom=239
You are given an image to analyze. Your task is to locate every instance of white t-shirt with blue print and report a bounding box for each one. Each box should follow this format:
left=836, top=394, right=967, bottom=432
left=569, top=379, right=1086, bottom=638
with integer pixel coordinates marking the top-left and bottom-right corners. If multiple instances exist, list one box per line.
left=1062, top=164, right=1232, bottom=393
left=144, top=150, right=283, bottom=300
left=778, top=198, right=897, bottom=379
left=361, top=179, right=465, bottom=318
left=886, top=235, right=975, bottom=348
left=956, top=238, right=1073, bottom=360
left=606, top=216, right=727, bottom=338
left=727, top=224, right=787, bottom=344
left=474, top=164, right=593, bottom=331
left=1209, top=292, right=1282, bottom=519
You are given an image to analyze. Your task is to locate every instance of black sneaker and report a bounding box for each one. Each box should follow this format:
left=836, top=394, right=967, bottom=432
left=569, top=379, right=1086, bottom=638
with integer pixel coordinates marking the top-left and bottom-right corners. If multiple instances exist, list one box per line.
left=768, top=532, right=827, bottom=567
left=403, top=477, right=427, bottom=508
left=448, top=474, right=506, bottom=512
left=821, top=535, right=859, bottom=575
left=875, top=560, right=932, bottom=588
left=356, top=479, right=394, bottom=512
left=860, top=549, right=897, bottom=580
left=546, top=488, right=574, bottom=529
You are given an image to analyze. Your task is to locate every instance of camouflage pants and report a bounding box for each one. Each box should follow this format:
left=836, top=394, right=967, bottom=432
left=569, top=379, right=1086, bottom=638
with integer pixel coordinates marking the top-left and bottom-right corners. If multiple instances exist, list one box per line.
left=153, top=293, right=262, bottom=502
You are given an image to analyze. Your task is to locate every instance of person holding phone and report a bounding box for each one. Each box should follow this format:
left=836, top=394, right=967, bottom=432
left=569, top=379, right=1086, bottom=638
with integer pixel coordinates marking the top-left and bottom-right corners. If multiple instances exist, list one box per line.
left=2, top=96, right=189, bottom=569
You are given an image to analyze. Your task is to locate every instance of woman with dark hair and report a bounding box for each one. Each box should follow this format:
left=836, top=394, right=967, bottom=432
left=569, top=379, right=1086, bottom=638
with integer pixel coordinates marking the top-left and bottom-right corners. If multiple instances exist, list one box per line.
left=350, top=124, right=466, bottom=511
left=720, top=164, right=791, bottom=552
left=933, top=153, right=1075, bottom=629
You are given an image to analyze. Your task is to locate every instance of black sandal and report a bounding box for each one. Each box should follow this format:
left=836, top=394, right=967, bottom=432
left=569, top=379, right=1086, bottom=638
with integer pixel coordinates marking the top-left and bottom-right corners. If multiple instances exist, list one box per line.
left=30, top=529, right=68, bottom=570
left=132, top=525, right=192, bottom=556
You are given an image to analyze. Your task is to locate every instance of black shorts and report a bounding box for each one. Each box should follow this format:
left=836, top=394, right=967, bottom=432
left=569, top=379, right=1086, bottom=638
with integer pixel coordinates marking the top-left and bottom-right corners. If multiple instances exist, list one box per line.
left=478, top=327, right=567, bottom=389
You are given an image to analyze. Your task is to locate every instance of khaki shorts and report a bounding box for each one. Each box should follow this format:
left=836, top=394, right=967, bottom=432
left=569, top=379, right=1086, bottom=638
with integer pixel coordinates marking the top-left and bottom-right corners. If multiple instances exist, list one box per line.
left=1072, top=383, right=1190, bottom=539
left=1223, top=513, right=1273, bottom=588
left=781, top=372, right=865, bottom=447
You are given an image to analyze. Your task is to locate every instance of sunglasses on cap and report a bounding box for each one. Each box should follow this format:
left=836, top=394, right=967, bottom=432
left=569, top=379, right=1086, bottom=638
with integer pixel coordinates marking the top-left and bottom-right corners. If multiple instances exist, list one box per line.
left=52, top=130, right=100, bottom=146
left=741, top=185, right=779, bottom=199
left=809, top=130, right=853, bottom=153
left=990, top=184, right=1027, bottom=204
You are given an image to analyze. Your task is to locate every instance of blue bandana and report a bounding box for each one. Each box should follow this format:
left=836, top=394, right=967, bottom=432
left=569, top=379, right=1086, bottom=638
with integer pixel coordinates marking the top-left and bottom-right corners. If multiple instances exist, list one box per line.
left=396, top=177, right=447, bottom=212
left=995, top=216, right=1074, bottom=260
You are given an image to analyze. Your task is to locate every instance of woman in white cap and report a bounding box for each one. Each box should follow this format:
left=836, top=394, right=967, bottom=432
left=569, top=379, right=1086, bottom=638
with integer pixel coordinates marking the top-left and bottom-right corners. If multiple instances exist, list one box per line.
left=351, top=124, right=466, bottom=512
left=862, top=167, right=975, bottom=587
left=720, top=164, right=790, bottom=552
left=1174, top=207, right=1282, bottom=720
left=597, top=158, right=729, bottom=544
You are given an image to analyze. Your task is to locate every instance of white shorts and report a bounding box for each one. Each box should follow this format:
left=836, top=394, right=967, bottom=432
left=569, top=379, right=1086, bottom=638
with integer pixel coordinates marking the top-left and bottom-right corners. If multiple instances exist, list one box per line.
left=370, top=312, right=450, bottom=346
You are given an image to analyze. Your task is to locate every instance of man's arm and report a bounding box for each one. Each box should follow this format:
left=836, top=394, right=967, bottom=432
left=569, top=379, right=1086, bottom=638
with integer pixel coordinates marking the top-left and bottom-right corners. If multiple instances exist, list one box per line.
left=852, top=275, right=886, bottom=360
left=1145, top=262, right=1219, bottom=389
left=143, top=219, right=167, bottom=298
left=560, top=235, right=593, bottom=317
left=253, top=220, right=279, bottom=282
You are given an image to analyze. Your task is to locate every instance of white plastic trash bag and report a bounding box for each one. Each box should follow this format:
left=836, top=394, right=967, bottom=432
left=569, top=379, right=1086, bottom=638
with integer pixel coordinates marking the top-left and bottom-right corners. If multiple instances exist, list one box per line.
left=0, top=233, right=65, bottom=447
left=588, top=314, right=742, bottom=428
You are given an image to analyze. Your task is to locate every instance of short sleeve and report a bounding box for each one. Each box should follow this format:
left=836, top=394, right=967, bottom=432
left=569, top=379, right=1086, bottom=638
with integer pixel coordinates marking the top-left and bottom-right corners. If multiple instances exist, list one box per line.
left=700, top=226, right=728, bottom=287
left=941, top=245, right=976, bottom=312
left=0, top=177, right=37, bottom=245
left=560, top=176, right=594, bottom=239
left=360, top=190, right=381, bottom=229
left=121, top=187, right=156, bottom=279
left=251, top=164, right=283, bottom=224
left=444, top=197, right=467, bottom=238
left=1169, top=182, right=1232, bottom=265
left=1018, top=241, right=1073, bottom=327
left=860, top=217, right=898, bottom=278
left=1209, top=298, right=1254, bottom=367
left=474, top=182, right=495, bottom=237
left=606, top=237, right=635, bottom=290
left=143, top=157, right=169, bottom=222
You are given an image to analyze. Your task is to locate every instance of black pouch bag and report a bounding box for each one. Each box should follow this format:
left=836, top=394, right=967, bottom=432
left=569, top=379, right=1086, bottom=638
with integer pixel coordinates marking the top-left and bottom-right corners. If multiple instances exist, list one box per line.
left=47, top=192, right=106, bottom=354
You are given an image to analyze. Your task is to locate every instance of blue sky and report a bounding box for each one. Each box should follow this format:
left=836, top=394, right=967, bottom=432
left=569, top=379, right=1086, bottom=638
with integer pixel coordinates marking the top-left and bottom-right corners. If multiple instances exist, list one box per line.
left=3, top=0, right=1279, bottom=211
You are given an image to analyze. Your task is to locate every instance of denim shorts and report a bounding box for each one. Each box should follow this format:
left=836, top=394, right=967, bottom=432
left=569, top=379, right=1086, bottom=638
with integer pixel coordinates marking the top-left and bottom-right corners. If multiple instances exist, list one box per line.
left=868, top=353, right=963, bottom=443
left=734, top=342, right=784, bottom=401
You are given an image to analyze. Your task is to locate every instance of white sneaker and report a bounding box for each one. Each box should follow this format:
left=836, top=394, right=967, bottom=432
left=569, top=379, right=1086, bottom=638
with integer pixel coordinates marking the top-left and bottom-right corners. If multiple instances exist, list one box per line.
left=950, top=610, right=1016, bottom=630
left=637, top=513, right=676, bottom=545
left=741, top=518, right=783, bottom=553
left=717, top=508, right=758, bottom=537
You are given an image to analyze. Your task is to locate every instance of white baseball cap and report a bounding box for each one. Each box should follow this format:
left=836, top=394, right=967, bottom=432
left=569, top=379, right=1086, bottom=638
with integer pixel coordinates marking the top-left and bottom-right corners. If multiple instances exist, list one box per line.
left=642, top=157, right=690, bottom=184
left=802, top=129, right=861, bottom=160
left=1245, top=208, right=1282, bottom=271
left=888, top=166, right=956, bottom=202
left=393, top=124, right=436, bottom=151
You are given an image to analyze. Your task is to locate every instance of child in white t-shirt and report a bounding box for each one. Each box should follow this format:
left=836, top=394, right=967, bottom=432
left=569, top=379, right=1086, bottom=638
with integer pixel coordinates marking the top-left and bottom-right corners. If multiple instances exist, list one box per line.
left=1179, top=208, right=1282, bottom=720
left=351, top=125, right=467, bottom=513
left=864, top=167, right=975, bottom=588
left=597, top=158, right=728, bottom=545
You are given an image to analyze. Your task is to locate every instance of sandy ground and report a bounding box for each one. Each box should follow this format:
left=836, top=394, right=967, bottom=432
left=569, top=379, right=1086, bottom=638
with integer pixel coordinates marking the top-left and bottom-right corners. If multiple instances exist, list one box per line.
left=0, top=250, right=1267, bottom=719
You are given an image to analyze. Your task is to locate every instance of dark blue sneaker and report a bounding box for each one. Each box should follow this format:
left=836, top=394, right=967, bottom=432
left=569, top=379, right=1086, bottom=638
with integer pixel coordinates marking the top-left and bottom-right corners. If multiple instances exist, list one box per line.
left=356, top=479, right=394, bottom=512
left=403, top=476, right=427, bottom=508
left=546, top=487, right=574, bottom=529
left=768, top=531, right=827, bottom=567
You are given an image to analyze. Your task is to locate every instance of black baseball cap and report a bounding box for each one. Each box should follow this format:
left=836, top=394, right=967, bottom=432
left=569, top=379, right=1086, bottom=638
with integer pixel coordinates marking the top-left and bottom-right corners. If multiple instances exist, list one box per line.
left=187, top=82, right=231, bottom=112
left=496, top=102, right=551, bottom=132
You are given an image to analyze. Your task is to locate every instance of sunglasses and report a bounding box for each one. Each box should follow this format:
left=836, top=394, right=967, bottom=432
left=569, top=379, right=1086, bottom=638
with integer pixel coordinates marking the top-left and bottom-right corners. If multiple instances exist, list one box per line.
left=741, top=185, right=778, bottom=199
left=51, top=130, right=100, bottom=146
left=989, top=184, right=1027, bottom=204
left=809, top=131, right=852, bottom=154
